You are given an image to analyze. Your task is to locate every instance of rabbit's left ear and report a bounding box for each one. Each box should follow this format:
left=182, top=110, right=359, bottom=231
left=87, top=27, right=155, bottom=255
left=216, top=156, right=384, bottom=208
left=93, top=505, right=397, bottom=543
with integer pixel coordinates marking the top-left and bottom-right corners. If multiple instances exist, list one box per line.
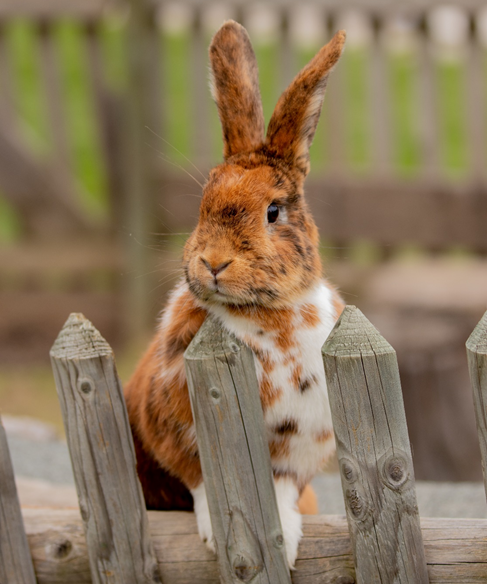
left=209, top=21, right=265, bottom=159
left=266, top=30, right=346, bottom=175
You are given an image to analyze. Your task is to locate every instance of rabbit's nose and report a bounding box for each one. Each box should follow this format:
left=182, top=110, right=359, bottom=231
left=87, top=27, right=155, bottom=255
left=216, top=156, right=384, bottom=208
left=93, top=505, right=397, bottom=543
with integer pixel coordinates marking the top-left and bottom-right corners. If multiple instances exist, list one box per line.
left=201, top=257, right=232, bottom=277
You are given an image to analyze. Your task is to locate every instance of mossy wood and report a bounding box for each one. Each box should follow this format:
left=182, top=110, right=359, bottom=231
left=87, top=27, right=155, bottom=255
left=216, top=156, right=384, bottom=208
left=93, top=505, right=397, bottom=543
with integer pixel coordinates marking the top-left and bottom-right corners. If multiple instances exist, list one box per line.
left=466, top=311, right=487, bottom=498
left=0, top=416, right=37, bottom=584
left=22, top=509, right=487, bottom=583
left=50, top=313, right=161, bottom=584
left=322, top=306, right=428, bottom=583
left=184, top=316, right=292, bottom=584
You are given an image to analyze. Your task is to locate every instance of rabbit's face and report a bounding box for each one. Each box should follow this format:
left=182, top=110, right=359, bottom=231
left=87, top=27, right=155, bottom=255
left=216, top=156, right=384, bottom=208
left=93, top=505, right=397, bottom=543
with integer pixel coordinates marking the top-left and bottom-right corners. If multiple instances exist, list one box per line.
left=182, top=21, right=344, bottom=309
left=183, top=155, right=321, bottom=309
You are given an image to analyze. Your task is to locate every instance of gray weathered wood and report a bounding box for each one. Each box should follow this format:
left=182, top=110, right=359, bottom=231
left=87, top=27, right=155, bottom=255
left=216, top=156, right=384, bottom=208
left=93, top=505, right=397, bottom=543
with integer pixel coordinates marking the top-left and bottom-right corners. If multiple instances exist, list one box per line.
left=0, top=416, right=37, bottom=584
left=22, top=508, right=487, bottom=583
left=50, top=312, right=162, bottom=584
left=322, top=306, right=428, bottom=584
left=184, top=316, right=292, bottom=584
left=466, top=311, right=487, bottom=499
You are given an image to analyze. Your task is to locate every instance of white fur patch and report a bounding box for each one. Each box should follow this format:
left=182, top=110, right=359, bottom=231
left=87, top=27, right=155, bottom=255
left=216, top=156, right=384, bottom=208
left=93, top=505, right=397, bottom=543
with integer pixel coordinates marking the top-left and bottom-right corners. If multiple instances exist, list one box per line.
left=191, top=482, right=216, bottom=553
left=274, top=477, right=302, bottom=568
left=212, top=281, right=337, bottom=484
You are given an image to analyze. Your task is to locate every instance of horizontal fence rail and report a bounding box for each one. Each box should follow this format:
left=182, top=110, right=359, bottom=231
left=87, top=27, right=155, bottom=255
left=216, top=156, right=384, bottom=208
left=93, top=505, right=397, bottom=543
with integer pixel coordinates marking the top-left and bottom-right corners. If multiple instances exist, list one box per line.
left=19, top=509, right=487, bottom=584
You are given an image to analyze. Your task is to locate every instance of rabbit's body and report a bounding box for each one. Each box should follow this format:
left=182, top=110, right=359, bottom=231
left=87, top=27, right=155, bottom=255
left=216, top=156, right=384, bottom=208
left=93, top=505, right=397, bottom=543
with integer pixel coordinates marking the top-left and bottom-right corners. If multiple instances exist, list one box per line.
left=125, top=21, right=346, bottom=567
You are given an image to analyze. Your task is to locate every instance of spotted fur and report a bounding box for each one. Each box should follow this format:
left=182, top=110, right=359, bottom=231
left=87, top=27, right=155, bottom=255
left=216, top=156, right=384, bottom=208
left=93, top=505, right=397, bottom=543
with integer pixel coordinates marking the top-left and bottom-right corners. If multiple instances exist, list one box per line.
left=125, top=20, right=346, bottom=568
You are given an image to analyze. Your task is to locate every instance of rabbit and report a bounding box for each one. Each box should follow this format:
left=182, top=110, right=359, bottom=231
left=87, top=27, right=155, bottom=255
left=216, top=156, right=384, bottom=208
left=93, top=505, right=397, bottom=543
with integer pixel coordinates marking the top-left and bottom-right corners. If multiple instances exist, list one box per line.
left=125, top=20, right=346, bottom=569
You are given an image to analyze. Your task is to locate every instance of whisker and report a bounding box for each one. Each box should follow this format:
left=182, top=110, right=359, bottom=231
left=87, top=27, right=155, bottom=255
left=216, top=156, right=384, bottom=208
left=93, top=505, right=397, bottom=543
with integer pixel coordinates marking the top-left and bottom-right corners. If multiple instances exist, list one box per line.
left=145, top=125, right=207, bottom=181
left=145, top=140, right=204, bottom=189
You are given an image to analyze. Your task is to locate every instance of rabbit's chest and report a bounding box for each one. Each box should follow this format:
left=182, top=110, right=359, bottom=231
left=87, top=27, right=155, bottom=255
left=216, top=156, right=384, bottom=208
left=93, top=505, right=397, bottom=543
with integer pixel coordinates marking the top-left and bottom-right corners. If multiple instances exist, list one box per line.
left=212, top=281, right=338, bottom=480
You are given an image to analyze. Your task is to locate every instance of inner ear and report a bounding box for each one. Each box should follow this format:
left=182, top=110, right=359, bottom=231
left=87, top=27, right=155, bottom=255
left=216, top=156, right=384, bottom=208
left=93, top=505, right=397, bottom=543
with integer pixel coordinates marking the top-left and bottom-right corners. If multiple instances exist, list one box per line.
left=209, top=21, right=265, bottom=159
left=266, top=30, right=346, bottom=175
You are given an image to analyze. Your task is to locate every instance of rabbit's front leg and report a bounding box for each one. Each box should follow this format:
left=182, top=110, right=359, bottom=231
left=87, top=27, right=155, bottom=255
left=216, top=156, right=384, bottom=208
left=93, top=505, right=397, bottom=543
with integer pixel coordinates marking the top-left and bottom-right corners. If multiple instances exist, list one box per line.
left=191, top=482, right=216, bottom=553
left=274, top=476, right=302, bottom=569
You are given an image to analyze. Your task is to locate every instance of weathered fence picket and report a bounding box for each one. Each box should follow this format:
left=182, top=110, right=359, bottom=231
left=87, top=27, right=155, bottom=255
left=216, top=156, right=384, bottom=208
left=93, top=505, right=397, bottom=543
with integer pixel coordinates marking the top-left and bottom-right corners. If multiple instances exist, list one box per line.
left=184, top=316, right=292, bottom=584
left=50, top=313, right=162, bottom=584
left=322, top=306, right=429, bottom=583
left=0, top=415, right=37, bottom=584
left=466, top=311, right=487, bottom=498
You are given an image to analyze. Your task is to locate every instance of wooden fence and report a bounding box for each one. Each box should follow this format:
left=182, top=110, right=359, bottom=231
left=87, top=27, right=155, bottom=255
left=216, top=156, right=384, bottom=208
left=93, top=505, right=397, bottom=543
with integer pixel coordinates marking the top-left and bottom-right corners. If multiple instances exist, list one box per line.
left=1, top=0, right=487, bottom=349
left=1, top=307, right=487, bottom=582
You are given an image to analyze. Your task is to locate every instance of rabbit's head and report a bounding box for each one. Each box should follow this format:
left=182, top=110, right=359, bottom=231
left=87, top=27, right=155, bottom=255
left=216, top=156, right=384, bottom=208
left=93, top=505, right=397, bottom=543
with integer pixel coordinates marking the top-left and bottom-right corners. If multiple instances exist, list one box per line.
left=183, top=21, right=345, bottom=309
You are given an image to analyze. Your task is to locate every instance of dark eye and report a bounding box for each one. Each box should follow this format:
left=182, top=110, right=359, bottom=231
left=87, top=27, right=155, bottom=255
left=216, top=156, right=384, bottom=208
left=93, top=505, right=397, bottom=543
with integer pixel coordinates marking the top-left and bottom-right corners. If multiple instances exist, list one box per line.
left=267, top=204, right=279, bottom=224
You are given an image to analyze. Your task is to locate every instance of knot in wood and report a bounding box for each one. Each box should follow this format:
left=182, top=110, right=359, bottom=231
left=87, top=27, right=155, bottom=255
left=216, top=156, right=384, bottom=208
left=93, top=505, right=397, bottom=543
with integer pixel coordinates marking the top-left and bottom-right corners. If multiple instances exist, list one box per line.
left=383, top=454, right=409, bottom=490
left=274, top=533, right=284, bottom=548
left=78, top=378, right=93, bottom=395
left=340, top=458, right=358, bottom=483
left=346, top=488, right=367, bottom=520
left=51, top=538, right=73, bottom=560
left=209, top=387, right=221, bottom=400
left=229, top=342, right=240, bottom=353
left=233, top=553, right=262, bottom=582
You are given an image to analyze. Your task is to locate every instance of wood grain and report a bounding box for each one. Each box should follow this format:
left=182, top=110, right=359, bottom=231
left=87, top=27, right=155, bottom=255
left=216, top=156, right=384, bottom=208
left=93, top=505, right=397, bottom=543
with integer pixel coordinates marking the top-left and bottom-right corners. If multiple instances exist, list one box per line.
left=0, top=417, right=37, bottom=584
left=50, top=313, right=161, bottom=584
left=184, top=316, right=292, bottom=583
left=22, top=509, right=487, bottom=584
left=322, top=306, right=428, bottom=583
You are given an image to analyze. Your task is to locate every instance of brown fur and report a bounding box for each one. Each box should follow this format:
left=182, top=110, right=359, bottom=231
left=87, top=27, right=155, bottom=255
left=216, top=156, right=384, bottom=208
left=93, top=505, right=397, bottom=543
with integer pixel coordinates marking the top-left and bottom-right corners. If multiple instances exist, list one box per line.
left=298, top=484, right=318, bottom=515
left=209, top=21, right=265, bottom=159
left=125, top=21, right=346, bottom=515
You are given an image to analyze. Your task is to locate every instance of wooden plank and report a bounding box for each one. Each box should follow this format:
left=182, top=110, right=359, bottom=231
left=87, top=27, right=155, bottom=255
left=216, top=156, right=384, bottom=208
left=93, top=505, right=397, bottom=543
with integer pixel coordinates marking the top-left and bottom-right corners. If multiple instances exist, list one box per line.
left=37, top=20, right=72, bottom=172
left=158, top=0, right=487, bottom=14
left=155, top=172, right=487, bottom=251
left=0, top=0, right=114, bottom=19
left=0, top=416, right=37, bottom=584
left=370, top=16, right=390, bottom=175
left=190, top=6, right=209, bottom=168
left=417, top=19, right=440, bottom=179
left=0, top=21, right=15, bottom=130
left=279, top=7, right=295, bottom=91
left=322, top=306, right=428, bottom=583
left=123, top=0, right=160, bottom=338
left=0, top=0, right=483, bottom=19
left=22, top=508, right=487, bottom=583
left=466, top=20, right=486, bottom=184
left=184, top=316, right=292, bottom=583
left=466, top=311, right=487, bottom=499
left=323, top=13, right=345, bottom=178
left=50, top=313, right=161, bottom=584
left=82, top=19, right=128, bottom=236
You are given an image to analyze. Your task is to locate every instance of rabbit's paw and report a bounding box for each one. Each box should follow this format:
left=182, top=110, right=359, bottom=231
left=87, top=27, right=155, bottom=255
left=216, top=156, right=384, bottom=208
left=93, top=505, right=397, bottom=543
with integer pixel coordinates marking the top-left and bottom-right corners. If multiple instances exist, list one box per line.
left=275, top=477, right=302, bottom=569
left=191, top=482, right=216, bottom=553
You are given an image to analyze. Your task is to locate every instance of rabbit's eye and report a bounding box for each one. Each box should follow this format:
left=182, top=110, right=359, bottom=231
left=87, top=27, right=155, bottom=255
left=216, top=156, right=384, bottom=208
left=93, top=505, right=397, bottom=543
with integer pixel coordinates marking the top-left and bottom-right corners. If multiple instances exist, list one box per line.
left=267, top=204, right=279, bottom=224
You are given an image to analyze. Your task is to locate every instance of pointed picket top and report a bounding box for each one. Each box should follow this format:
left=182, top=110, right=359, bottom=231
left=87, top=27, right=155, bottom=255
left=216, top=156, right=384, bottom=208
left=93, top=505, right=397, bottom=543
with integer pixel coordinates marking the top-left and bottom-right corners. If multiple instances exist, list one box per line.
left=185, top=315, right=245, bottom=360
left=50, top=313, right=112, bottom=360
left=466, top=311, right=487, bottom=355
left=322, top=305, right=394, bottom=358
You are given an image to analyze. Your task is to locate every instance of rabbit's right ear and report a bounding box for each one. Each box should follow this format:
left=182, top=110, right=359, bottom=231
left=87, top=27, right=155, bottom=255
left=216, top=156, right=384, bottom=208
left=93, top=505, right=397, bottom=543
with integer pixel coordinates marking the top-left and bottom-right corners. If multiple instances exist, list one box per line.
left=209, top=20, right=265, bottom=159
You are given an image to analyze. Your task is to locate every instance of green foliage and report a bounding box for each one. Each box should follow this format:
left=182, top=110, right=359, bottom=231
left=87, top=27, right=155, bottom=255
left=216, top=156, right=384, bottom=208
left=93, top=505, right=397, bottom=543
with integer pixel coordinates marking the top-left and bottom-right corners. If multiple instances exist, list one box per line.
left=0, top=23, right=479, bottom=242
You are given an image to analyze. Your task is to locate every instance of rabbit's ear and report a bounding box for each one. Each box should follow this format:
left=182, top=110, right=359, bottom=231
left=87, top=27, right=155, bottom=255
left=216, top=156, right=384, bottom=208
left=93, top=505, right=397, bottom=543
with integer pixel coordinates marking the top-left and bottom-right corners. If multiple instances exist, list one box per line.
left=209, top=21, right=265, bottom=159
left=266, top=30, right=346, bottom=175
